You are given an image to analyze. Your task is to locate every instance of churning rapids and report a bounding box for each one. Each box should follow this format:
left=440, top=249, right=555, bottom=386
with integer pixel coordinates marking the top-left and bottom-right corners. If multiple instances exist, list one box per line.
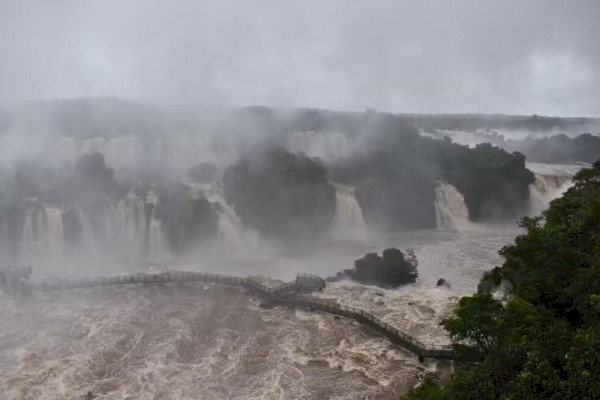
left=0, top=162, right=581, bottom=399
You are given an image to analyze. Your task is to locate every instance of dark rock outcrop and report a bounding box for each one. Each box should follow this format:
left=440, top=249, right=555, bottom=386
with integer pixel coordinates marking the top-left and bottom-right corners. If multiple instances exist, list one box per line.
left=436, top=278, right=450, bottom=289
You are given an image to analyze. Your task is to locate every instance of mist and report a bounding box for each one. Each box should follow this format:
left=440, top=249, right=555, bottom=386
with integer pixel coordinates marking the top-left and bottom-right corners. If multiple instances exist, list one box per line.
left=1, top=0, right=600, bottom=116
left=1, top=2, right=598, bottom=399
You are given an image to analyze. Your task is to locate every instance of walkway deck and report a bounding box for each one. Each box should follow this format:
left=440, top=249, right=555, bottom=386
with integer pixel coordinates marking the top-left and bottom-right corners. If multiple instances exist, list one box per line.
left=1, top=266, right=455, bottom=360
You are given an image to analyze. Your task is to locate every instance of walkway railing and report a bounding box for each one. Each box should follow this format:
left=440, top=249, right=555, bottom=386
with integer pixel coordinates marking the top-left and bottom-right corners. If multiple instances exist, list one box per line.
left=1, top=266, right=455, bottom=360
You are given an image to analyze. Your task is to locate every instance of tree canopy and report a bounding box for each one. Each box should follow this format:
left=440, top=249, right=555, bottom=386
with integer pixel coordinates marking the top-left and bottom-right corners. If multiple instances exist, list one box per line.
left=404, top=161, right=600, bottom=400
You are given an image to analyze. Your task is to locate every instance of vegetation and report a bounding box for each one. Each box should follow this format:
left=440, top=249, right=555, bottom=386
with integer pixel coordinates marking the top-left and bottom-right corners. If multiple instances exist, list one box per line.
left=329, top=248, right=418, bottom=288
left=461, top=131, right=600, bottom=164
left=403, top=162, right=600, bottom=400
left=154, top=184, right=217, bottom=253
left=222, top=147, right=335, bottom=246
left=332, top=120, right=534, bottom=228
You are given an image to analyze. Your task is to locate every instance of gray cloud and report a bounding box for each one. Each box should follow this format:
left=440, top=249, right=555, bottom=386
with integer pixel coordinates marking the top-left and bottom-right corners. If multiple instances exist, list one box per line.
left=1, top=0, right=598, bottom=116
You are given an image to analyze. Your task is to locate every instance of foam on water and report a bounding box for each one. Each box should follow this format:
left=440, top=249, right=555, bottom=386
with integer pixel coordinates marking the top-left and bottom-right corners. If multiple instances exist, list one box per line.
left=0, top=163, right=583, bottom=398
left=1, top=283, right=436, bottom=399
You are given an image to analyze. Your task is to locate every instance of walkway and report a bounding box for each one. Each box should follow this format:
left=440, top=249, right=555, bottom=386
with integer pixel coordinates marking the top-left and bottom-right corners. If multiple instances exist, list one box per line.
left=1, top=266, right=455, bottom=360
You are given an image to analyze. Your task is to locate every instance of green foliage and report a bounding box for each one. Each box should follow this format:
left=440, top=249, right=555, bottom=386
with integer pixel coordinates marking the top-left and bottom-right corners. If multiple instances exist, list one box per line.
left=403, top=161, right=600, bottom=400
left=351, top=248, right=418, bottom=288
left=222, top=147, right=335, bottom=246
left=73, top=153, right=123, bottom=201
left=564, top=325, right=600, bottom=399
left=442, top=293, right=503, bottom=354
left=154, top=184, right=218, bottom=253
left=332, top=122, right=534, bottom=229
left=486, top=132, right=600, bottom=164
left=403, top=375, right=448, bottom=400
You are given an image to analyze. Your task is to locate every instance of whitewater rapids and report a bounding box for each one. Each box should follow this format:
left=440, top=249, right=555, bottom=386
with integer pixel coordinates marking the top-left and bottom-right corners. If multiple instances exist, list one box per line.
left=0, top=164, right=583, bottom=399
left=0, top=282, right=450, bottom=399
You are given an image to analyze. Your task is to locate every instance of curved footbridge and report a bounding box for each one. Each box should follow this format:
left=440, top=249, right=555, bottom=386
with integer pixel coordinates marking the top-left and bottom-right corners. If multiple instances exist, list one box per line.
left=0, top=266, right=454, bottom=361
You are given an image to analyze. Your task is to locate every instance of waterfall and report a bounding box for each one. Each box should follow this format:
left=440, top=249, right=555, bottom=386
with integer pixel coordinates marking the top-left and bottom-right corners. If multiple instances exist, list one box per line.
left=116, top=193, right=147, bottom=254
left=0, top=217, right=10, bottom=264
left=44, top=206, right=64, bottom=260
left=146, top=191, right=170, bottom=259
left=332, top=183, right=368, bottom=240
left=434, top=182, right=470, bottom=229
left=19, top=204, right=64, bottom=265
left=75, top=205, right=99, bottom=253
left=203, top=183, right=258, bottom=250
left=20, top=205, right=45, bottom=262
left=528, top=174, right=572, bottom=215
left=207, top=194, right=248, bottom=248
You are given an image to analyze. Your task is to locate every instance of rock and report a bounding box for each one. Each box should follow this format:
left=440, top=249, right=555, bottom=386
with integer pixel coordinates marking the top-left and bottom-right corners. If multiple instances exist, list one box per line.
left=259, top=300, right=276, bottom=309
left=436, top=278, right=451, bottom=289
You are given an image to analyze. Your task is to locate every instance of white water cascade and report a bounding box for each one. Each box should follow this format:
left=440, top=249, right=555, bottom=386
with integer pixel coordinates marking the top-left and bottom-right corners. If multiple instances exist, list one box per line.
left=146, top=191, right=170, bottom=260
left=434, top=182, right=470, bottom=229
left=332, top=183, right=368, bottom=241
left=116, top=193, right=148, bottom=255
left=43, top=206, right=65, bottom=261
left=19, top=205, right=65, bottom=265
left=20, top=205, right=65, bottom=263
left=202, top=183, right=259, bottom=251
left=528, top=174, right=573, bottom=215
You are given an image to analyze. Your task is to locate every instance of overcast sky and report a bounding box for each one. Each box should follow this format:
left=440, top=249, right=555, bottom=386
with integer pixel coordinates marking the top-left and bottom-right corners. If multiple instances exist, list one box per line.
left=1, top=0, right=598, bottom=116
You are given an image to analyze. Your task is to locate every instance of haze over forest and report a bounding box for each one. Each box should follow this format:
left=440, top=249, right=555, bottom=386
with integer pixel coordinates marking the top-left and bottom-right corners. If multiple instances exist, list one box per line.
left=1, top=1, right=600, bottom=399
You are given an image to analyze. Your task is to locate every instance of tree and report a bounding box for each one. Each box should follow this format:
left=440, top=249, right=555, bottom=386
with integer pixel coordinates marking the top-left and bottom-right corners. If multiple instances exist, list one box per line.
left=351, top=248, right=418, bottom=288
left=442, top=292, right=503, bottom=355
left=222, top=147, right=335, bottom=246
left=404, top=162, right=600, bottom=399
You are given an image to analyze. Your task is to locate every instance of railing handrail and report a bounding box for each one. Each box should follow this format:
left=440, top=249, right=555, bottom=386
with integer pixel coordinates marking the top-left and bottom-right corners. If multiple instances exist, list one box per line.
left=4, top=270, right=456, bottom=360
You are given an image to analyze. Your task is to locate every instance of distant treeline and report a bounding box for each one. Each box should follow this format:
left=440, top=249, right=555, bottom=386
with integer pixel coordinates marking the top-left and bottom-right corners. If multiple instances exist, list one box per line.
left=451, top=131, right=600, bottom=164
left=1, top=98, right=599, bottom=139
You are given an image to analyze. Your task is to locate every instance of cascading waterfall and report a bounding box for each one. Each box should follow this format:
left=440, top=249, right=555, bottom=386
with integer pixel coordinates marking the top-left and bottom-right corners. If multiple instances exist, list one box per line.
left=146, top=191, right=170, bottom=259
left=0, top=218, right=11, bottom=264
left=75, top=205, right=99, bottom=253
left=116, top=193, right=148, bottom=255
left=20, top=204, right=47, bottom=262
left=0, top=192, right=175, bottom=267
left=332, top=183, right=368, bottom=240
left=528, top=174, right=572, bottom=215
left=434, top=182, right=470, bottom=229
left=203, top=183, right=257, bottom=250
left=19, top=204, right=64, bottom=265
left=44, top=206, right=65, bottom=260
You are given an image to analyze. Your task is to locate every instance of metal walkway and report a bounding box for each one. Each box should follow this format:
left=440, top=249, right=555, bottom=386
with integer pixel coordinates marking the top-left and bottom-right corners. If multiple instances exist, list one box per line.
left=1, top=266, right=454, bottom=360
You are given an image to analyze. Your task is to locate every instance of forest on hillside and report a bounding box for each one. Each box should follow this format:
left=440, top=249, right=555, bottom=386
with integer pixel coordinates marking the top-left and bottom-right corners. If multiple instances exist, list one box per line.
left=404, top=162, right=600, bottom=400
